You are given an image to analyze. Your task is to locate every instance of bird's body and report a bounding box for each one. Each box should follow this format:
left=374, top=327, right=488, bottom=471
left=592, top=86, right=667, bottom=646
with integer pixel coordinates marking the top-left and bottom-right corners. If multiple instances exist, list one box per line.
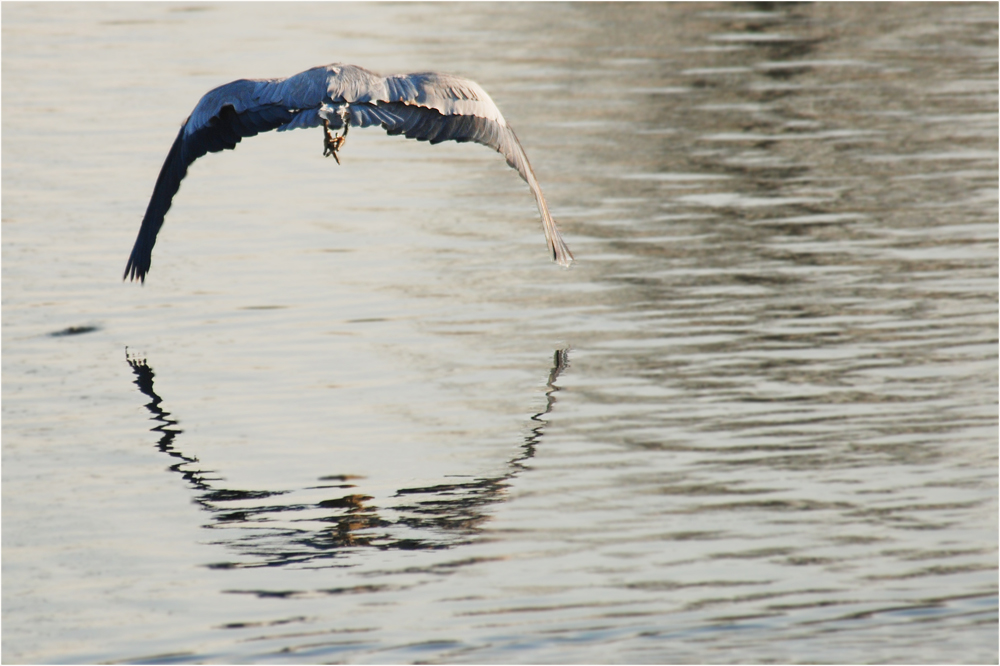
left=124, top=63, right=573, bottom=283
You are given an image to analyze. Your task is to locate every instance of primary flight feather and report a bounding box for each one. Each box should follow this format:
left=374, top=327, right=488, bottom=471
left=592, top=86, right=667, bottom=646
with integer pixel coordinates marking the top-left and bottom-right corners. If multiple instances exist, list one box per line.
left=124, top=63, right=573, bottom=283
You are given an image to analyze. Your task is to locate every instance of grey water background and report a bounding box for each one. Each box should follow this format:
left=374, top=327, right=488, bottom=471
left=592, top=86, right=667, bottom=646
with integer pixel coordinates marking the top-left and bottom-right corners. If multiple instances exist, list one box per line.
left=3, top=2, right=997, bottom=663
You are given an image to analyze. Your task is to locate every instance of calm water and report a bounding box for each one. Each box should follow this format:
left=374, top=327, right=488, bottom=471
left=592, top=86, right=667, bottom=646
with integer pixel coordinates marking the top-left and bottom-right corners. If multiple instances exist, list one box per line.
left=3, top=3, right=997, bottom=663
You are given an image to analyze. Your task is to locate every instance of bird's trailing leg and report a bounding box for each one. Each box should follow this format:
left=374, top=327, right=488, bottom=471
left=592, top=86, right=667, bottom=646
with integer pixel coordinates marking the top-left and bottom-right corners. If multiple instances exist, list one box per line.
left=322, top=114, right=350, bottom=165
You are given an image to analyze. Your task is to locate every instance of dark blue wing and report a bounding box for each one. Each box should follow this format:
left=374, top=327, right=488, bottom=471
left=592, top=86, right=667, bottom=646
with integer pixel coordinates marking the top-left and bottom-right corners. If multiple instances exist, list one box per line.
left=124, top=103, right=293, bottom=283
left=374, top=102, right=503, bottom=147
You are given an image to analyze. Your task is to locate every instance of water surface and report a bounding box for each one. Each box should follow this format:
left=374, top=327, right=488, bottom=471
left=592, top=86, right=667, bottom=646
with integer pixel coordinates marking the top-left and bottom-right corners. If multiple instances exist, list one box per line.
left=3, top=3, right=997, bottom=663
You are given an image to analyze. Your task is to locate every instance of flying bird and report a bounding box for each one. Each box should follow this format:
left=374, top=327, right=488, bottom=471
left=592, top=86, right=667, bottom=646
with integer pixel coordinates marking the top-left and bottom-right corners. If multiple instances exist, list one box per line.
left=123, top=63, right=574, bottom=283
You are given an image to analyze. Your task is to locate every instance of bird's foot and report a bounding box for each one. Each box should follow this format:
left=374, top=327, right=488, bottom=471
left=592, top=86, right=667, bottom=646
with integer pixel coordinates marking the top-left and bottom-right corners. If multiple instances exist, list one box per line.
left=322, top=118, right=348, bottom=165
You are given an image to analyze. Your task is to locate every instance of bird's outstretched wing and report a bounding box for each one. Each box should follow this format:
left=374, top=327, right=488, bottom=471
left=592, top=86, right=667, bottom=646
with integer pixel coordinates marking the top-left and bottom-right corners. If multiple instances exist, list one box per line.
left=124, top=99, right=294, bottom=282
left=357, top=100, right=573, bottom=270
left=124, top=64, right=571, bottom=283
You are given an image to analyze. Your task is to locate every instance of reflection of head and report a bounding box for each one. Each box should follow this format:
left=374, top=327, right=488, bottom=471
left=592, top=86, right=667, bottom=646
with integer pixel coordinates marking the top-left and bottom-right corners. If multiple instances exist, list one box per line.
left=126, top=348, right=568, bottom=570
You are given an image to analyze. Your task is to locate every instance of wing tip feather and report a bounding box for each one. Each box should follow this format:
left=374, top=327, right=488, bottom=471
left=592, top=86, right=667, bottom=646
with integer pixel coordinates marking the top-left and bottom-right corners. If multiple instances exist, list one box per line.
left=123, top=252, right=149, bottom=284
left=550, top=234, right=574, bottom=268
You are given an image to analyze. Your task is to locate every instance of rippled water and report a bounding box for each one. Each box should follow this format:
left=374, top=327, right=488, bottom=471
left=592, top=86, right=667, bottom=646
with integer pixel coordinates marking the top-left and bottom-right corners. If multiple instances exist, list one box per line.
left=3, top=3, right=997, bottom=664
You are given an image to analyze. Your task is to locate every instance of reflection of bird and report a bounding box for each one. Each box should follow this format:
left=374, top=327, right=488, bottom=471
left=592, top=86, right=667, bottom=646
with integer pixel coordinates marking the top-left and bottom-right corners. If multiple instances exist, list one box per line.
left=124, top=63, right=573, bottom=283
left=125, top=347, right=569, bottom=568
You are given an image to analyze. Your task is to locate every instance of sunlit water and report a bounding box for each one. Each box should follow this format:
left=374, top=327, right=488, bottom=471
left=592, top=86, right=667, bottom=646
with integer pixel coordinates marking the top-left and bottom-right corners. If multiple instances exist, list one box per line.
left=3, top=3, right=997, bottom=664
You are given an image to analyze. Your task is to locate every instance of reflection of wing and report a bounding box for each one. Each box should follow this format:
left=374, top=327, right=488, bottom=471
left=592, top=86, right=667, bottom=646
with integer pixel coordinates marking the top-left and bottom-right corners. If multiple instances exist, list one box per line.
left=125, top=64, right=572, bottom=283
left=125, top=348, right=569, bottom=570
left=126, top=352, right=219, bottom=490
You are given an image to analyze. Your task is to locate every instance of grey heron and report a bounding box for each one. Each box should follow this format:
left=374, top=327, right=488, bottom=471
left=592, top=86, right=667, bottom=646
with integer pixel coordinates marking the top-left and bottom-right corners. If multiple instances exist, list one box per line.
left=123, top=63, right=573, bottom=283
